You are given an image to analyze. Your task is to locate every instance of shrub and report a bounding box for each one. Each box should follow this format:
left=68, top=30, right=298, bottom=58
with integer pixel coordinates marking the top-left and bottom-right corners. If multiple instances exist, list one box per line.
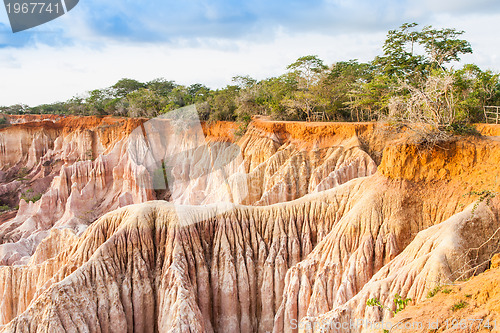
left=20, top=190, right=42, bottom=203
left=427, top=286, right=442, bottom=298
left=446, top=122, right=480, bottom=136
left=16, top=167, right=29, bottom=180
left=451, top=301, right=468, bottom=312
left=366, top=294, right=412, bottom=315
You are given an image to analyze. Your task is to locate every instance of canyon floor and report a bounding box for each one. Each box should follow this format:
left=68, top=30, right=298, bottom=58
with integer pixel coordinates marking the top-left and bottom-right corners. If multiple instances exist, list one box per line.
left=0, top=114, right=499, bottom=333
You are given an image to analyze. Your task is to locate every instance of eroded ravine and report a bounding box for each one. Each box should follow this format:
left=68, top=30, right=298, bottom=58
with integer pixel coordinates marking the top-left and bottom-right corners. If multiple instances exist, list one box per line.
left=0, top=116, right=499, bottom=332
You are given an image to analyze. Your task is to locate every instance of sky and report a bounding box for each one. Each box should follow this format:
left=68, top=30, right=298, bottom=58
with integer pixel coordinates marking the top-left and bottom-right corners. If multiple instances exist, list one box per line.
left=1, top=0, right=500, bottom=106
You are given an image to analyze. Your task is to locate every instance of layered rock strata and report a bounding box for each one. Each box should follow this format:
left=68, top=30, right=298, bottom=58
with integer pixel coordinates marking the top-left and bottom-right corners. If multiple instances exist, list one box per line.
left=1, top=117, right=499, bottom=333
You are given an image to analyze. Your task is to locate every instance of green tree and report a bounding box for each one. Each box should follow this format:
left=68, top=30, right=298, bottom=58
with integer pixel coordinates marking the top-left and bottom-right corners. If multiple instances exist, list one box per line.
left=232, top=75, right=257, bottom=89
left=254, top=74, right=297, bottom=120
left=419, top=25, right=473, bottom=68
left=146, top=78, right=177, bottom=97
left=285, top=55, right=328, bottom=120
left=287, top=55, right=328, bottom=89
left=374, top=23, right=472, bottom=79
left=320, top=60, right=374, bottom=120
left=112, top=78, right=145, bottom=98
left=0, top=104, right=28, bottom=115
left=66, top=96, right=87, bottom=115
left=453, top=64, right=500, bottom=121
left=187, top=83, right=211, bottom=104
left=349, top=74, right=396, bottom=121
left=127, top=88, right=167, bottom=117
left=163, top=86, right=190, bottom=111
left=86, top=89, right=111, bottom=115
left=374, top=22, right=426, bottom=78
left=28, top=102, right=69, bottom=115
left=233, top=76, right=263, bottom=122
left=207, top=86, right=239, bottom=121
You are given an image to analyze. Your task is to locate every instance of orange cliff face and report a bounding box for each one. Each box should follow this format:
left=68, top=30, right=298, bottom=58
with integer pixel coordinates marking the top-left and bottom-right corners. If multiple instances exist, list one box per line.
left=378, top=136, right=500, bottom=196
left=0, top=116, right=499, bottom=332
left=0, top=116, right=377, bottom=263
left=0, top=116, right=155, bottom=264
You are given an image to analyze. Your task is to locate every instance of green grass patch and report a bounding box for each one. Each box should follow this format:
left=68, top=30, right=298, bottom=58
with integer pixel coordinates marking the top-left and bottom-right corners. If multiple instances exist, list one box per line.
left=16, top=167, right=30, bottom=180
left=20, top=190, right=42, bottom=203
left=451, top=301, right=468, bottom=312
left=427, top=286, right=442, bottom=298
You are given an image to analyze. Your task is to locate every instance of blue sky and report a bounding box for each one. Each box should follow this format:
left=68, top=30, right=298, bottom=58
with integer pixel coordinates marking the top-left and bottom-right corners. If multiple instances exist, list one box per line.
left=1, top=0, right=500, bottom=105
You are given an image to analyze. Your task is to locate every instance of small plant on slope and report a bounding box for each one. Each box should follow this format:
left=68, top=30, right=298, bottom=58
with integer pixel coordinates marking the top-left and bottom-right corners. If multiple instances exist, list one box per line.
left=366, top=294, right=412, bottom=315
left=427, top=286, right=442, bottom=298
left=451, top=300, right=468, bottom=312
left=464, top=190, right=497, bottom=214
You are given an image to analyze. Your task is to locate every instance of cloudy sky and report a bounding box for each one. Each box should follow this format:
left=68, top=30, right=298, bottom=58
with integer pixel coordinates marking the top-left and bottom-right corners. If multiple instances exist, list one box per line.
left=1, top=0, right=500, bottom=106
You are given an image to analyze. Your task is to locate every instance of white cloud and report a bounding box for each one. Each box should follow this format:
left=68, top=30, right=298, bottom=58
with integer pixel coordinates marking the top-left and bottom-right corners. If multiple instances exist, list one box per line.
left=0, top=31, right=387, bottom=106
left=1, top=3, right=500, bottom=106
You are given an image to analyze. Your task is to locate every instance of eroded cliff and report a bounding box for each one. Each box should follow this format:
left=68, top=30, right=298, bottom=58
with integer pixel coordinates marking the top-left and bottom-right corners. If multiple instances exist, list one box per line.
left=0, top=116, right=499, bottom=332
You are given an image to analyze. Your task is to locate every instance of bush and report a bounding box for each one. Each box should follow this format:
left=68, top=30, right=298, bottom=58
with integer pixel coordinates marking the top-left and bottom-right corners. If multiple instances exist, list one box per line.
left=20, top=190, right=42, bottom=203
left=427, top=286, right=442, bottom=298
left=366, top=294, right=412, bottom=315
left=16, top=167, right=30, bottom=180
left=446, top=122, right=480, bottom=136
left=451, top=300, right=468, bottom=312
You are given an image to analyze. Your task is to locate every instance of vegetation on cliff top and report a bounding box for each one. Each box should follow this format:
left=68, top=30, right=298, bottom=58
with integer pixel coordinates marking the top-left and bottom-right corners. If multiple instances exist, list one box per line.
left=1, top=23, right=499, bottom=130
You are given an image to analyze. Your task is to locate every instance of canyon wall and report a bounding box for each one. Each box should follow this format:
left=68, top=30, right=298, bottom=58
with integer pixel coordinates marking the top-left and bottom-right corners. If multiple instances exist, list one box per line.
left=0, top=116, right=499, bottom=332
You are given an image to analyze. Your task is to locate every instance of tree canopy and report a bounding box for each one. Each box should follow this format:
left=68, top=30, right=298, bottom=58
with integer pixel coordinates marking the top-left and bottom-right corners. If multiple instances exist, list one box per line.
left=1, top=23, right=498, bottom=129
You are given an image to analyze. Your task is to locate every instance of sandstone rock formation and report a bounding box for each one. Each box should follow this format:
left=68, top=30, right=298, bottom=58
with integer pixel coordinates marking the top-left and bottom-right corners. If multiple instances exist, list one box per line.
left=0, top=117, right=154, bottom=265
left=0, top=116, right=499, bottom=333
left=0, top=116, right=376, bottom=266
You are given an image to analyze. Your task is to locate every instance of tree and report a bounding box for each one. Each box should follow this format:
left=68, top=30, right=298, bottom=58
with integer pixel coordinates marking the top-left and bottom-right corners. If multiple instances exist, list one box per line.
left=320, top=60, right=374, bottom=120
left=86, top=89, right=112, bottom=115
left=287, top=55, right=328, bottom=89
left=374, top=22, right=426, bottom=78
left=254, top=75, right=297, bottom=120
left=187, top=83, right=211, bottom=104
left=146, top=78, right=177, bottom=97
left=164, top=86, right=190, bottom=110
left=389, top=69, right=458, bottom=127
left=283, top=88, right=328, bottom=121
left=207, top=86, right=238, bottom=121
left=28, top=102, right=69, bottom=115
left=66, top=96, right=87, bottom=115
left=453, top=64, right=500, bottom=121
left=351, top=23, right=477, bottom=124
left=374, top=23, right=473, bottom=79
left=232, top=75, right=257, bottom=89
left=233, top=78, right=264, bottom=122
left=348, top=74, right=396, bottom=121
left=419, top=26, right=473, bottom=68
left=112, top=78, right=145, bottom=98
left=127, top=88, right=167, bottom=117
left=0, top=104, right=28, bottom=115
left=285, top=55, right=328, bottom=120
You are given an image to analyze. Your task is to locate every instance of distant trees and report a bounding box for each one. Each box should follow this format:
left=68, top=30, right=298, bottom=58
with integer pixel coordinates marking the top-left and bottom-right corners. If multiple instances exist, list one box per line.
left=0, top=104, right=28, bottom=114
left=207, top=85, right=238, bottom=121
left=373, top=22, right=472, bottom=79
left=283, top=55, right=328, bottom=120
left=112, top=78, right=145, bottom=98
left=127, top=88, right=167, bottom=117
left=1, top=23, right=499, bottom=127
left=353, top=23, right=495, bottom=129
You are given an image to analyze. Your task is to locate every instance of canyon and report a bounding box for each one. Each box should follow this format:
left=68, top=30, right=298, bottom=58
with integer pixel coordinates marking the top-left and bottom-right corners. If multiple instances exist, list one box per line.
left=0, top=114, right=499, bottom=332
